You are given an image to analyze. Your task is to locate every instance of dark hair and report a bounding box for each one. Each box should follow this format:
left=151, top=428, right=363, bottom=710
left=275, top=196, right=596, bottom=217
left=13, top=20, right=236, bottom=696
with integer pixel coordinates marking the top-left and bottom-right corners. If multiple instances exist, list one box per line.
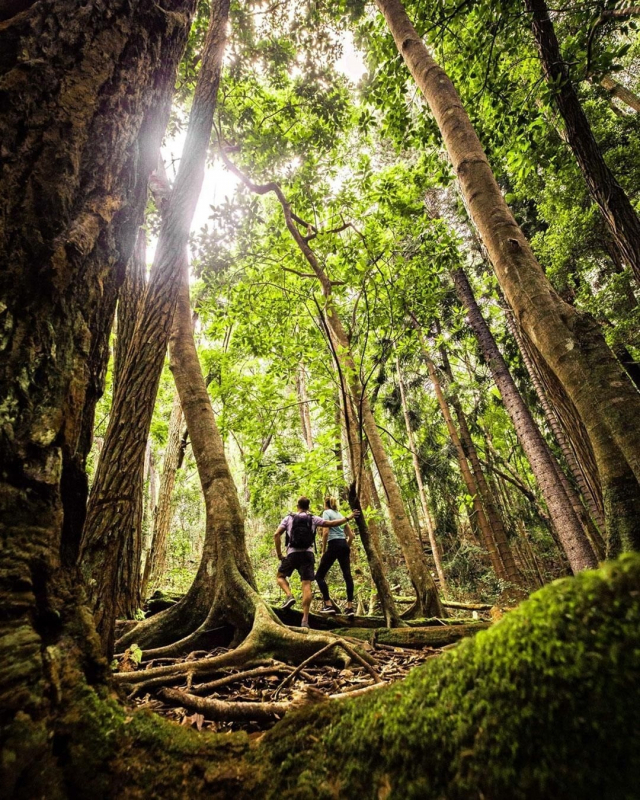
left=297, top=496, right=310, bottom=511
left=324, top=496, right=337, bottom=511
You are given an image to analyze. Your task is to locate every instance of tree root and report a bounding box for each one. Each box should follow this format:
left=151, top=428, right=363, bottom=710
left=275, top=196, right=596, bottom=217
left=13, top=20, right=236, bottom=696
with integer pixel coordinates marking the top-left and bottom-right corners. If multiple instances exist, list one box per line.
left=115, top=605, right=375, bottom=694
left=160, top=687, right=297, bottom=722
left=190, top=664, right=297, bottom=696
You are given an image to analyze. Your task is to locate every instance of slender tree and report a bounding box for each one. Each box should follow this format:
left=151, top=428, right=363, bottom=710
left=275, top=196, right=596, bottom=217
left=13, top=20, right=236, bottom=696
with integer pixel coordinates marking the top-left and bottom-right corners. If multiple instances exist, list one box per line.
left=451, top=267, right=598, bottom=571
left=220, top=156, right=443, bottom=617
left=524, top=0, right=640, bottom=283
left=375, top=0, right=640, bottom=551
left=395, top=357, right=447, bottom=590
left=141, top=392, right=185, bottom=596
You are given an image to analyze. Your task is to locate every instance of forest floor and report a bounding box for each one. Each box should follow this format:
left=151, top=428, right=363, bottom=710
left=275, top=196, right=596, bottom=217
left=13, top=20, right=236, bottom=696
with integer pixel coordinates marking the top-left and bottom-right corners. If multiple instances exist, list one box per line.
left=121, top=640, right=441, bottom=735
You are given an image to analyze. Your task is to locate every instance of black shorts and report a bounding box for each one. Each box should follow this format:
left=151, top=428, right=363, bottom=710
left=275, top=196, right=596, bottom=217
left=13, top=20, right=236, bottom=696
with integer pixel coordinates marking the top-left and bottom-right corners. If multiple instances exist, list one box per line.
left=278, top=551, right=315, bottom=582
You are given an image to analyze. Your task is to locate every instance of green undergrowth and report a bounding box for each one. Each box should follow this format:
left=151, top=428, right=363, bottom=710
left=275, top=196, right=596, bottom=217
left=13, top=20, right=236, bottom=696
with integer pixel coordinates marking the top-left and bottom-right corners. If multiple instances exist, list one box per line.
left=251, top=554, right=640, bottom=799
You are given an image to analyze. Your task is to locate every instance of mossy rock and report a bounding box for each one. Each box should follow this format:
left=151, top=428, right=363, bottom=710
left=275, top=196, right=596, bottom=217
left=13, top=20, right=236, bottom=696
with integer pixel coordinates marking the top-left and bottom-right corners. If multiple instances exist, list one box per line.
left=252, top=554, right=640, bottom=799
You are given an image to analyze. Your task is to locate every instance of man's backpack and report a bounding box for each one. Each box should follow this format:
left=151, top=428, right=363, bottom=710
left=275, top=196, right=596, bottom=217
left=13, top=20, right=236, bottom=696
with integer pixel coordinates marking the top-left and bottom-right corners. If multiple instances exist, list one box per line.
left=286, top=512, right=315, bottom=550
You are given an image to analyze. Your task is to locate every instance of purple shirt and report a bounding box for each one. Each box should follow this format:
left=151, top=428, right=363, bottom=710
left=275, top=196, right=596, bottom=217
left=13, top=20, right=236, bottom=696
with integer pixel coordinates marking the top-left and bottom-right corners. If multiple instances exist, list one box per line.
left=279, top=512, right=327, bottom=554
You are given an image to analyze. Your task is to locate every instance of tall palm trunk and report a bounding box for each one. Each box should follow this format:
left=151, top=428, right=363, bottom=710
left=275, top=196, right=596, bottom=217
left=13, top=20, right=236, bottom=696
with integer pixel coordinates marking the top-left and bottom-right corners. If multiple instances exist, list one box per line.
left=524, top=0, right=640, bottom=283
left=79, top=0, right=231, bottom=656
left=375, top=0, right=640, bottom=551
left=452, top=267, right=597, bottom=571
left=395, top=358, right=447, bottom=590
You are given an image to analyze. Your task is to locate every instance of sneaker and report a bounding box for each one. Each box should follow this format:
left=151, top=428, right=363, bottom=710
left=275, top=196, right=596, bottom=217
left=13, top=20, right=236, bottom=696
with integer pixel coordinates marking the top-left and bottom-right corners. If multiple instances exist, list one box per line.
left=300, top=620, right=310, bottom=629
left=319, top=604, right=337, bottom=614
left=280, top=596, right=295, bottom=610
left=345, top=607, right=355, bottom=617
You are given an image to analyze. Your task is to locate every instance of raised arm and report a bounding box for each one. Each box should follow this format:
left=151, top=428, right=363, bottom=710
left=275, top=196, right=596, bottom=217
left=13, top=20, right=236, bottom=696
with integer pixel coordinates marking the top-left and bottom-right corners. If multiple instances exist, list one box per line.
left=318, top=511, right=359, bottom=528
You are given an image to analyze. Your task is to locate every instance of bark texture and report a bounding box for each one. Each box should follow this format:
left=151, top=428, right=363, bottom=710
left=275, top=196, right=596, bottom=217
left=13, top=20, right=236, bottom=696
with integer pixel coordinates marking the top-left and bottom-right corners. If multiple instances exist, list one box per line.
left=141, top=391, right=185, bottom=596
left=452, top=268, right=597, bottom=572
left=525, top=0, right=640, bottom=283
left=0, top=0, right=195, bottom=791
left=79, top=0, right=230, bottom=656
left=376, top=0, right=640, bottom=551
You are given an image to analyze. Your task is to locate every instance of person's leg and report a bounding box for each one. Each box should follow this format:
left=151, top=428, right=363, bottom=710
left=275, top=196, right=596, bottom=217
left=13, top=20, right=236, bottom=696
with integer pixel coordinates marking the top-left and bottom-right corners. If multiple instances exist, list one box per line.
left=315, top=544, right=339, bottom=609
left=301, top=580, right=312, bottom=626
left=277, top=555, right=295, bottom=609
left=337, top=542, right=355, bottom=610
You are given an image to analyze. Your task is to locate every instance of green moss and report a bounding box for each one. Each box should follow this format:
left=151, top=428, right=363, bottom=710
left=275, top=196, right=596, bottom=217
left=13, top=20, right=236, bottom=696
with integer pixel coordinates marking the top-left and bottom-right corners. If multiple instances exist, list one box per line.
left=252, top=555, right=640, bottom=799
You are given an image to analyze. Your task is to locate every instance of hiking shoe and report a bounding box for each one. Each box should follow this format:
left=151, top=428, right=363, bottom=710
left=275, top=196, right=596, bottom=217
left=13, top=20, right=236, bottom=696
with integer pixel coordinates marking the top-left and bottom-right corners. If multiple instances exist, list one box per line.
left=300, top=620, right=310, bottom=629
left=319, top=604, right=337, bottom=614
left=280, top=596, right=295, bottom=610
left=345, top=607, right=355, bottom=617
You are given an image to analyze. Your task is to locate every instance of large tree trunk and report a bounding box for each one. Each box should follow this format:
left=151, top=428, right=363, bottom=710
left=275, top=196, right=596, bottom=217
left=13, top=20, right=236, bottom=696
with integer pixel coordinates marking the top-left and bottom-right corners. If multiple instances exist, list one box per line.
left=0, top=0, right=195, bottom=790
left=395, top=358, right=447, bottom=591
left=376, top=0, right=640, bottom=551
left=524, top=0, right=640, bottom=283
left=79, top=0, right=230, bottom=656
left=452, top=267, right=597, bottom=572
left=141, top=392, right=185, bottom=596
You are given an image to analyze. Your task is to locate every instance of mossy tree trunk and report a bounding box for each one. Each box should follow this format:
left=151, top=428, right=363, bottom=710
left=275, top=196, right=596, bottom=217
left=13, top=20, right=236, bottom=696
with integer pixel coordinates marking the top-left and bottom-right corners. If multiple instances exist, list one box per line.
left=79, top=0, right=231, bottom=657
left=0, top=0, right=196, bottom=791
left=375, top=0, right=640, bottom=553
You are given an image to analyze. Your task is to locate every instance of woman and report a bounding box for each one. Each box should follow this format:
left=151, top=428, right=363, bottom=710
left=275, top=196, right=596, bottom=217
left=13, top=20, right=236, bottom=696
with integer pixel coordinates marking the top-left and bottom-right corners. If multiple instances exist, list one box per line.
left=315, top=496, right=355, bottom=616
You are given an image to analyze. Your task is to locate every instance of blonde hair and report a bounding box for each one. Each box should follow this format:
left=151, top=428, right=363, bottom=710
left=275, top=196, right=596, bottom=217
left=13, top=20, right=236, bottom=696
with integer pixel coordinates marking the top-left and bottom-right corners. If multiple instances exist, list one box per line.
left=324, top=496, right=338, bottom=511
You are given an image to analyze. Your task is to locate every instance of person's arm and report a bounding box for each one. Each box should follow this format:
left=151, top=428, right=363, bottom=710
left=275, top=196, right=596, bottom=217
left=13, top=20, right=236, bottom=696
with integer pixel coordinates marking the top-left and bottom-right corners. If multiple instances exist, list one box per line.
left=345, top=522, right=354, bottom=546
left=274, top=526, right=285, bottom=560
left=318, top=511, right=359, bottom=528
left=321, top=528, right=329, bottom=555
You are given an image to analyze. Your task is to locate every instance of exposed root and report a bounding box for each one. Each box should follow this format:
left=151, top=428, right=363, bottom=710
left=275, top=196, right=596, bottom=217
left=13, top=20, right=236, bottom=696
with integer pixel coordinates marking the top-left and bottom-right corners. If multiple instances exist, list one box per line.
left=191, top=664, right=296, bottom=696
left=160, top=687, right=298, bottom=722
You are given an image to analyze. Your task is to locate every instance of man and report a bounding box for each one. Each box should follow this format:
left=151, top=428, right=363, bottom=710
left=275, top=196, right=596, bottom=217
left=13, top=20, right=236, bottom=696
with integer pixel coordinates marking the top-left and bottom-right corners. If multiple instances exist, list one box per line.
left=315, top=496, right=355, bottom=616
left=275, top=496, right=358, bottom=628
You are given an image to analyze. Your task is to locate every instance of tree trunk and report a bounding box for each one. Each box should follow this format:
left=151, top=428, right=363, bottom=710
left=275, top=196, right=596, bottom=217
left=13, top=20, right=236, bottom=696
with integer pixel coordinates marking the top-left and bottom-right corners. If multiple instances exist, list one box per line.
left=114, top=228, right=147, bottom=390
left=599, top=74, right=640, bottom=114
left=524, top=0, right=640, bottom=282
left=341, top=384, right=404, bottom=627
left=503, top=302, right=606, bottom=529
left=376, top=0, right=640, bottom=551
left=0, top=0, right=195, bottom=789
left=452, top=267, right=597, bottom=571
left=141, top=392, right=185, bottom=596
left=295, top=362, right=314, bottom=450
left=79, top=0, right=231, bottom=656
left=413, top=325, right=507, bottom=580
left=396, top=357, right=447, bottom=591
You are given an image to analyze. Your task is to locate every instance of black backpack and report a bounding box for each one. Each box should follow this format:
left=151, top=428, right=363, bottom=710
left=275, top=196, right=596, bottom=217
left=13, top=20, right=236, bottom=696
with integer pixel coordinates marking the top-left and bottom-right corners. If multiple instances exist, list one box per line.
left=286, top=512, right=315, bottom=550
